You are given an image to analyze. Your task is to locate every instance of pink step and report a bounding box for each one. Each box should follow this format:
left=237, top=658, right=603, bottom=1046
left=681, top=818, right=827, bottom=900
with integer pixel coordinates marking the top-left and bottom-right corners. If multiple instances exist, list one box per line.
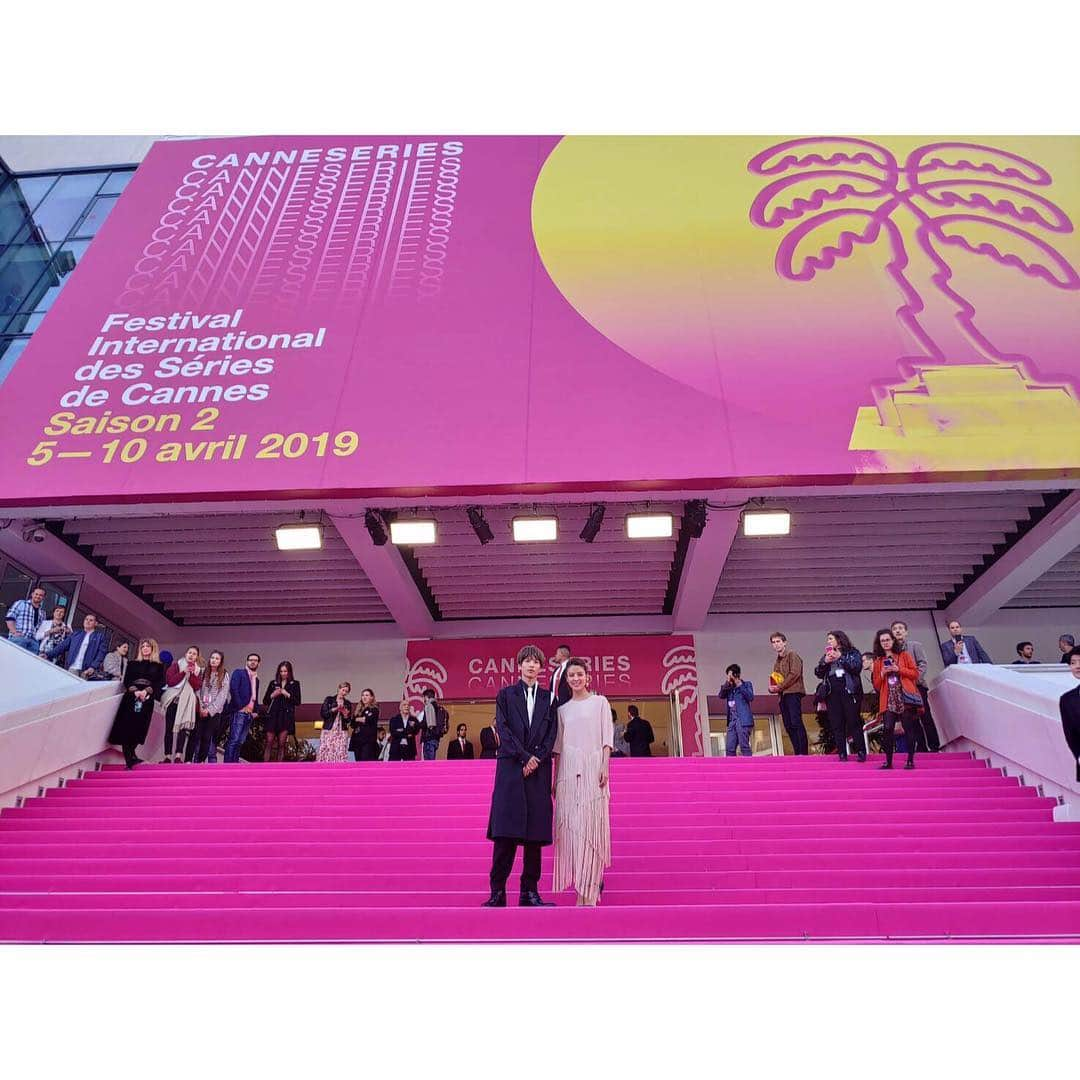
left=4, top=901, right=1080, bottom=943
left=4, top=755, right=1077, bottom=943
left=4, top=885, right=1080, bottom=909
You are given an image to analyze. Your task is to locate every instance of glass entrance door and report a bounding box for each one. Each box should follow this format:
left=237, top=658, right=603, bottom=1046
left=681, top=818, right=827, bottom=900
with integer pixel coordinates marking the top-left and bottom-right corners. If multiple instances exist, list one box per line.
left=35, top=576, right=81, bottom=625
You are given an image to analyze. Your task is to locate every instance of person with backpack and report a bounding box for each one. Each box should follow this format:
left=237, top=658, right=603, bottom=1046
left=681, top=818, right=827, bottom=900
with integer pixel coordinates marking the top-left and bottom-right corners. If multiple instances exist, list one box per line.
left=419, top=687, right=449, bottom=760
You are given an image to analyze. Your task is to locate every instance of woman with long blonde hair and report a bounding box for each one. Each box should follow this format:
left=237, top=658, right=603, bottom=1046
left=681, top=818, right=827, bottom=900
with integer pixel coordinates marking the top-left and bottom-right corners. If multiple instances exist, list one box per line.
left=107, top=638, right=166, bottom=769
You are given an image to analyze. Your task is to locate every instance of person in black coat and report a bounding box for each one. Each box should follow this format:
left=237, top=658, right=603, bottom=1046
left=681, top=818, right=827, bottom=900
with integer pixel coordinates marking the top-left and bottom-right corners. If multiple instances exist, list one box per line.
left=482, top=645, right=558, bottom=908
left=349, top=687, right=380, bottom=761
left=447, top=723, right=475, bottom=759
left=479, top=720, right=498, bottom=759
left=262, top=661, right=301, bottom=762
left=389, top=700, right=421, bottom=761
left=107, top=638, right=166, bottom=768
left=624, top=705, right=655, bottom=757
left=1061, top=647, right=1080, bottom=782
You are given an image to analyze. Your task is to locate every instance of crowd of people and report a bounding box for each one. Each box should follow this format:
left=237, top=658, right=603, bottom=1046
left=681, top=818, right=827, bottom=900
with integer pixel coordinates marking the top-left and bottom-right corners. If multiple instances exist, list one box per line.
left=88, top=636, right=660, bottom=775
left=8, top=588, right=1079, bottom=787
left=723, top=621, right=1079, bottom=770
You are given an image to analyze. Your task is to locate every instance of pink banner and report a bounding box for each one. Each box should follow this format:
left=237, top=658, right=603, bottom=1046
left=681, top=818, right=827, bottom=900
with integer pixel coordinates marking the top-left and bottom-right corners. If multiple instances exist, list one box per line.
left=3, top=135, right=1078, bottom=507
left=404, top=634, right=702, bottom=756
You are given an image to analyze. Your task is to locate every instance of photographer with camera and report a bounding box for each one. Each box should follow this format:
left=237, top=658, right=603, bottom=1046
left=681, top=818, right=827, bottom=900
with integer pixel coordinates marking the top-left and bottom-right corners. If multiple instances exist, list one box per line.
left=722, top=664, right=755, bottom=758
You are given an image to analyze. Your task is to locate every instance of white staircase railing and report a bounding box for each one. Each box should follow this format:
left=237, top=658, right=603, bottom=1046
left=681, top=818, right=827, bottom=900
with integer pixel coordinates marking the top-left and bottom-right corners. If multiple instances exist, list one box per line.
left=1, top=638, right=164, bottom=807
left=930, top=663, right=1080, bottom=819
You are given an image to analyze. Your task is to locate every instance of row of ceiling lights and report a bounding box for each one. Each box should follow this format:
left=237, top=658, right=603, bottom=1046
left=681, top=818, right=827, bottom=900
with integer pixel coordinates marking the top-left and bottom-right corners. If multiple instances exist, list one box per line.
left=275, top=504, right=791, bottom=551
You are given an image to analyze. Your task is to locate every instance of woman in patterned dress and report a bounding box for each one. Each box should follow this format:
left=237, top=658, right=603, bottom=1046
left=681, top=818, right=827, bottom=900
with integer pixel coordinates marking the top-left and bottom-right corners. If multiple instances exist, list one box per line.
left=551, top=657, right=613, bottom=907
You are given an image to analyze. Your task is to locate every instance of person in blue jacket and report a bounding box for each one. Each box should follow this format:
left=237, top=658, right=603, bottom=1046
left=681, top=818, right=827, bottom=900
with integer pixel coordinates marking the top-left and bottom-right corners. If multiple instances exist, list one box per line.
left=723, top=664, right=755, bottom=757
left=46, top=612, right=108, bottom=678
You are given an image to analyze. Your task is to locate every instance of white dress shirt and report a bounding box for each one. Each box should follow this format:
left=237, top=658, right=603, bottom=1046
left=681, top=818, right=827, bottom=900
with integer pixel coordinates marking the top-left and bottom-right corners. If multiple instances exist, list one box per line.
left=69, top=633, right=91, bottom=672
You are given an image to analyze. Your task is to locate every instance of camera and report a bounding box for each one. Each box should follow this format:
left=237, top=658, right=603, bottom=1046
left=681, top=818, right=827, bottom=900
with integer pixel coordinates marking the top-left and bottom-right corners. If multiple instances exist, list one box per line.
left=21, top=523, right=46, bottom=543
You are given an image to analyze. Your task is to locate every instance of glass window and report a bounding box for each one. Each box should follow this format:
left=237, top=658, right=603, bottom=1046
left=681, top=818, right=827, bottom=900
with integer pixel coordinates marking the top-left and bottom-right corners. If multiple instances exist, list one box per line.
left=30, top=172, right=107, bottom=243
left=0, top=239, right=56, bottom=326
left=14, top=175, right=58, bottom=214
left=72, top=195, right=120, bottom=238
left=0, top=335, right=31, bottom=386
left=100, top=171, right=134, bottom=195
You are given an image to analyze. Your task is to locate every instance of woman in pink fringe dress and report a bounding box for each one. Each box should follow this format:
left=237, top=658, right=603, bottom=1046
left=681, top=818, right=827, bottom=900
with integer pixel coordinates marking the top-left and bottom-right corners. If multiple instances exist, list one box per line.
left=552, top=658, right=613, bottom=906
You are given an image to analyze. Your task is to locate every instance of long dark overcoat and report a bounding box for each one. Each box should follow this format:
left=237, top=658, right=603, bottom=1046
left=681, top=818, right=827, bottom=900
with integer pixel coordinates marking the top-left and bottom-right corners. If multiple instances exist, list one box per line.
left=487, top=681, right=557, bottom=844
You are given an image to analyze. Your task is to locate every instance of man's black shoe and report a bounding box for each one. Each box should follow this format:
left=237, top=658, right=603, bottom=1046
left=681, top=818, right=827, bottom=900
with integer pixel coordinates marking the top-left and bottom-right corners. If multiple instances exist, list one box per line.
left=481, top=890, right=507, bottom=907
left=519, top=891, right=555, bottom=907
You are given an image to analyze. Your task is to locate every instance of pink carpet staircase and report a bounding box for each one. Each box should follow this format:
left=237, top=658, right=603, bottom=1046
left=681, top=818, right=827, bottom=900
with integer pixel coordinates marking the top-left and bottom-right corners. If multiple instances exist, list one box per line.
left=3, top=755, right=1080, bottom=942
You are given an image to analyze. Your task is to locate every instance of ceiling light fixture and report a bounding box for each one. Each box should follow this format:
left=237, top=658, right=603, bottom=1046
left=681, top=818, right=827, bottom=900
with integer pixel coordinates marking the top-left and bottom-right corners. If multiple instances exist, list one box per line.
left=466, top=506, right=495, bottom=545
left=743, top=509, right=791, bottom=537
left=513, top=516, right=558, bottom=543
left=626, top=513, right=673, bottom=539
left=390, top=519, right=437, bottom=545
left=364, top=509, right=389, bottom=546
left=275, top=523, right=323, bottom=551
left=684, top=500, right=708, bottom=539
left=579, top=504, right=606, bottom=543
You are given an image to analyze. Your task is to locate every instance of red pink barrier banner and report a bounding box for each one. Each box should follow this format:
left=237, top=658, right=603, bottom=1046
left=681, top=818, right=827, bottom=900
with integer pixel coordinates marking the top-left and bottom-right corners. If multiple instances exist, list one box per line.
left=405, top=634, right=703, bottom=756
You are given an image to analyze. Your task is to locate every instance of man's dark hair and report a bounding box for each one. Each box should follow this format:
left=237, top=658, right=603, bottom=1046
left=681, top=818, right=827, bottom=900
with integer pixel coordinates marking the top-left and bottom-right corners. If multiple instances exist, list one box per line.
left=627, top=705, right=640, bottom=718
left=726, top=663, right=741, bottom=677
left=516, top=644, right=545, bottom=665
left=557, top=643, right=572, bottom=655
left=1016, top=641, right=1034, bottom=656
left=457, top=723, right=467, bottom=735
left=422, top=687, right=437, bottom=699
left=1066, top=647, right=1080, bottom=664
left=891, top=620, right=908, bottom=631
left=769, top=632, right=786, bottom=642
left=247, top=653, right=261, bottom=662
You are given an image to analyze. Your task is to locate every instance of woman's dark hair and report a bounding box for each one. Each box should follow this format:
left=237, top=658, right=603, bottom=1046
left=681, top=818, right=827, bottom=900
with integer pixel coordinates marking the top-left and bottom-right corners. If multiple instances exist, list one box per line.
left=276, top=660, right=294, bottom=683
left=828, top=630, right=855, bottom=654
left=872, top=629, right=902, bottom=659
left=565, top=657, right=589, bottom=676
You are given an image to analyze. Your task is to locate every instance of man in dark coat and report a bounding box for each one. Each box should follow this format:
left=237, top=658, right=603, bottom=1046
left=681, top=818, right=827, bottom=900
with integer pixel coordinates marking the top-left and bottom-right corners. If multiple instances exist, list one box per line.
left=482, top=644, right=558, bottom=908
left=624, top=705, right=655, bottom=757
left=1061, top=647, right=1080, bottom=783
left=447, top=723, right=475, bottom=759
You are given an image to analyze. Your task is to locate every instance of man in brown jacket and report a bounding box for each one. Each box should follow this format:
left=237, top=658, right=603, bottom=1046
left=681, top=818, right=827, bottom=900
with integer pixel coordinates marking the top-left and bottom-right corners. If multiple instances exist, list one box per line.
left=769, top=632, right=808, bottom=755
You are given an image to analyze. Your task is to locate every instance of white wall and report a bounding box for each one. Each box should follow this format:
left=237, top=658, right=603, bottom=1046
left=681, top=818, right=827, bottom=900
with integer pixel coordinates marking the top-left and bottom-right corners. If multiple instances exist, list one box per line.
left=693, top=610, right=942, bottom=700
left=974, top=607, right=1080, bottom=665
left=171, top=623, right=408, bottom=704
left=0, top=135, right=159, bottom=172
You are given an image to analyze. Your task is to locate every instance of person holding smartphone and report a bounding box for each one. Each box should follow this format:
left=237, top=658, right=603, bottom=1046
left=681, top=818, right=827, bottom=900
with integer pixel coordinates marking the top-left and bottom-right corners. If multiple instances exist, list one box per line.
left=814, top=631, right=866, bottom=761
left=939, top=619, right=992, bottom=666
left=871, top=629, right=924, bottom=769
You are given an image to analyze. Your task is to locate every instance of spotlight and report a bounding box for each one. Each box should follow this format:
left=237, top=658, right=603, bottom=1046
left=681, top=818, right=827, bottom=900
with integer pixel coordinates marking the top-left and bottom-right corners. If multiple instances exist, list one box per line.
left=21, top=522, right=47, bottom=544
left=684, top=500, right=708, bottom=539
left=364, top=510, right=389, bottom=546
left=275, top=523, right=322, bottom=551
left=579, top=504, right=605, bottom=543
left=467, top=506, right=494, bottom=545
left=743, top=510, right=791, bottom=537
left=390, top=519, right=437, bottom=545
